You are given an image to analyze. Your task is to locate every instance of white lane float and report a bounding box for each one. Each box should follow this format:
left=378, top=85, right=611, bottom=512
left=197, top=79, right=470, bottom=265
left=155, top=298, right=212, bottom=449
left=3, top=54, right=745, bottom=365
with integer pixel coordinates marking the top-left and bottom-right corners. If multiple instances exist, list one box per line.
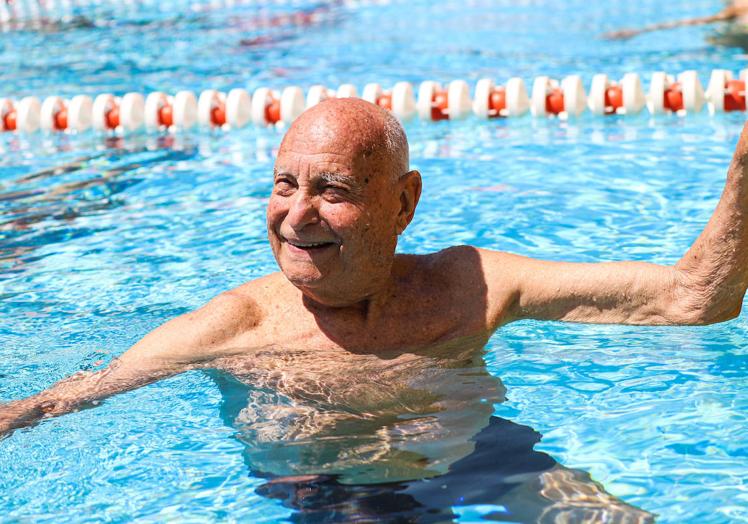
left=362, top=81, right=416, bottom=120
left=362, top=83, right=384, bottom=105
left=306, top=85, right=335, bottom=108
left=705, top=69, right=748, bottom=114
left=172, top=91, right=198, bottom=130
left=251, top=86, right=304, bottom=127
left=0, top=96, right=41, bottom=132
left=588, top=73, right=645, bottom=115
left=197, top=88, right=251, bottom=129
left=647, top=71, right=705, bottom=115
left=5, top=70, right=748, bottom=136
left=336, top=84, right=358, bottom=98
left=472, top=77, right=529, bottom=118
left=224, top=88, right=252, bottom=128
left=67, top=94, right=93, bottom=131
left=416, top=79, right=471, bottom=121
left=531, top=75, right=586, bottom=118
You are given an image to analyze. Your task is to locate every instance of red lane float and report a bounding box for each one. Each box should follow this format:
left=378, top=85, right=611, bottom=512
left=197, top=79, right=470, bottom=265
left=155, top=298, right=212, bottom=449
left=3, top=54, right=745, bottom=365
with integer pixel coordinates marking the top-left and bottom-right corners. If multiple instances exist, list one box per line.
left=0, top=98, right=17, bottom=131
left=531, top=75, right=586, bottom=118
left=40, top=95, right=94, bottom=132
left=588, top=73, right=645, bottom=115
left=416, top=80, right=471, bottom=121
left=40, top=96, right=72, bottom=131
left=198, top=88, right=251, bottom=128
left=706, top=69, right=747, bottom=113
left=145, top=92, right=174, bottom=128
left=145, top=91, right=197, bottom=130
left=648, top=71, right=704, bottom=115
left=362, top=81, right=416, bottom=120
left=92, top=93, right=144, bottom=131
left=4, top=70, right=748, bottom=138
left=251, top=86, right=304, bottom=127
left=473, top=78, right=529, bottom=118
left=0, top=97, right=40, bottom=132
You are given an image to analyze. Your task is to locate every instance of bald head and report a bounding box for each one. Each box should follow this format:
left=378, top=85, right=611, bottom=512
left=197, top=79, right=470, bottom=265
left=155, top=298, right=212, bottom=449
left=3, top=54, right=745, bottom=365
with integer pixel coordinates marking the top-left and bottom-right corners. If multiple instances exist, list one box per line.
left=268, top=97, right=422, bottom=305
left=279, top=98, right=410, bottom=182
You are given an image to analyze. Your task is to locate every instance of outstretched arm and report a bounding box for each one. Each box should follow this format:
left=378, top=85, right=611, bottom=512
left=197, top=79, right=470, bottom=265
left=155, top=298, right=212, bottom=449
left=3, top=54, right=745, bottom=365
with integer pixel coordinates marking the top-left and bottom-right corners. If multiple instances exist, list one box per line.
left=602, top=7, right=736, bottom=40
left=483, top=123, right=748, bottom=327
left=0, top=291, right=254, bottom=437
left=0, top=355, right=176, bottom=437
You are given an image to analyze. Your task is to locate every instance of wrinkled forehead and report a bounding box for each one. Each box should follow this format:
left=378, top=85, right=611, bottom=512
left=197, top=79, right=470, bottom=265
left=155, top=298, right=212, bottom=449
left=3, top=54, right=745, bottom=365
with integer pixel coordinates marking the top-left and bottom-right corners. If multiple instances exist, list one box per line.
left=275, top=106, right=391, bottom=177
left=278, top=115, right=384, bottom=163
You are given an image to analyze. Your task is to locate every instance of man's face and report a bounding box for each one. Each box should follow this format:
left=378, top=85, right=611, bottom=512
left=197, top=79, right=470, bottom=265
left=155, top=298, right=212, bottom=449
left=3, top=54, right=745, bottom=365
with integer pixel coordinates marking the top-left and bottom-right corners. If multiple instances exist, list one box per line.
left=267, top=131, right=401, bottom=305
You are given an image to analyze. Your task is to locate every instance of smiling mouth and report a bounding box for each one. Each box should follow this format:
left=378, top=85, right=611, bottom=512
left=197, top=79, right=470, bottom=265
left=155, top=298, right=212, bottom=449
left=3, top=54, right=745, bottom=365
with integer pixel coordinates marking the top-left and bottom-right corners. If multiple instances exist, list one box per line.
left=285, top=240, right=337, bottom=252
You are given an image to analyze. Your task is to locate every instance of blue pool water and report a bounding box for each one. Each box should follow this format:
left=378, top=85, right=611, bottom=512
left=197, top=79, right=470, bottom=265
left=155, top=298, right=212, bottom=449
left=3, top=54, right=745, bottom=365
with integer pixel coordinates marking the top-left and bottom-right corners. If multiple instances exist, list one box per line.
left=2, top=0, right=748, bottom=521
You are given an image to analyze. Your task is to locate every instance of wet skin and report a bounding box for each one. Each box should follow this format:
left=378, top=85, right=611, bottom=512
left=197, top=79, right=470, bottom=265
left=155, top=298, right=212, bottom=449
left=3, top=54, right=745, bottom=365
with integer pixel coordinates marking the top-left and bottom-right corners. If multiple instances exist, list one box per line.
left=5, top=98, right=748, bottom=521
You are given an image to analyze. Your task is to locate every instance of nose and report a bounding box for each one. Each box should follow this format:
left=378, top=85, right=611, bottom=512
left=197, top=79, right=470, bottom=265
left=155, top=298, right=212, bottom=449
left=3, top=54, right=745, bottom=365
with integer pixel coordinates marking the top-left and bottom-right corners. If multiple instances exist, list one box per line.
left=285, top=188, right=320, bottom=231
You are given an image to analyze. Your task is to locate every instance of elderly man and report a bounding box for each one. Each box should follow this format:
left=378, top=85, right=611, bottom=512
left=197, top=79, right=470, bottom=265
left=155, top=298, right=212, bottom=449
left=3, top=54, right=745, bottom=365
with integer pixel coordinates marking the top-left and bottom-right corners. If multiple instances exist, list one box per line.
left=3, top=98, right=748, bottom=520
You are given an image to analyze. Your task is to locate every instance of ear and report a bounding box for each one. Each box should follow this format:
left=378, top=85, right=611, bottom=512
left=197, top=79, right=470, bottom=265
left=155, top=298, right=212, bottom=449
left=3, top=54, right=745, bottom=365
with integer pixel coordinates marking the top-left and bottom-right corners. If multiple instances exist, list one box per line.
left=396, top=170, right=422, bottom=235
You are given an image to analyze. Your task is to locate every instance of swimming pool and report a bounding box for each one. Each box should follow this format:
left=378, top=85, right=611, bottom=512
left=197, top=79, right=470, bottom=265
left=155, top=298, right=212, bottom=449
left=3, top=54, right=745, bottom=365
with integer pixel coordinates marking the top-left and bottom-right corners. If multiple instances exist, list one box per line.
left=1, top=0, right=747, bottom=521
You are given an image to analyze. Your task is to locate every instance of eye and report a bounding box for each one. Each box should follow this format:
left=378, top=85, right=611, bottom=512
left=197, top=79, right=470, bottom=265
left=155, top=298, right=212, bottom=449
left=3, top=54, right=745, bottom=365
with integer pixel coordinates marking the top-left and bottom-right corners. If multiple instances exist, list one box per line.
left=321, top=185, right=349, bottom=201
left=274, top=177, right=296, bottom=195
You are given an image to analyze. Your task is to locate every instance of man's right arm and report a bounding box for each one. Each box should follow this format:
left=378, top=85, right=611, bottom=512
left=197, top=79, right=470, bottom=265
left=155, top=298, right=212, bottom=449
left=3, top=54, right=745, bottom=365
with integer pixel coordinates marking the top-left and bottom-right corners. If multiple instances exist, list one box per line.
left=0, top=290, right=257, bottom=438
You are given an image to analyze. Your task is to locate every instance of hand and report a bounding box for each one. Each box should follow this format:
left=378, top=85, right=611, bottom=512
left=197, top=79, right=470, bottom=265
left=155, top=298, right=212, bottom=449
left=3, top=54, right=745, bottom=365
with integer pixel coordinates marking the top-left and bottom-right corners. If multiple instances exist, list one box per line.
left=0, top=409, right=17, bottom=439
left=0, top=399, right=54, bottom=439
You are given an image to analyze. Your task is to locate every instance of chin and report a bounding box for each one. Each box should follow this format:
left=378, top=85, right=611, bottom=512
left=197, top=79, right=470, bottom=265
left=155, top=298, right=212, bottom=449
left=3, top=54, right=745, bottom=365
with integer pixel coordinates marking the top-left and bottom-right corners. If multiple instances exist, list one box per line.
left=280, top=267, right=349, bottom=306
left=280, top=264, right=326, bottom=289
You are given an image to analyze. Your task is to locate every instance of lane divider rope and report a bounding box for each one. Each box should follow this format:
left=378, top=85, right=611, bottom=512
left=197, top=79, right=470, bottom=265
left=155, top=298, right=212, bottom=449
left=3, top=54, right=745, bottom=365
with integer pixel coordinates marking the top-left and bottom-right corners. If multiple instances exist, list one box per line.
left=1, top=69, right=746, bottom=135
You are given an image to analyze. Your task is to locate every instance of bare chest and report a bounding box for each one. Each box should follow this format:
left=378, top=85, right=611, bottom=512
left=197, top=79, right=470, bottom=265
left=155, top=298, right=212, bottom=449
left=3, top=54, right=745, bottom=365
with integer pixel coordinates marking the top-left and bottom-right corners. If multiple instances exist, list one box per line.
left=215, top=332, right=493, bottom=414
left=243, top=299, right=485, bottom=355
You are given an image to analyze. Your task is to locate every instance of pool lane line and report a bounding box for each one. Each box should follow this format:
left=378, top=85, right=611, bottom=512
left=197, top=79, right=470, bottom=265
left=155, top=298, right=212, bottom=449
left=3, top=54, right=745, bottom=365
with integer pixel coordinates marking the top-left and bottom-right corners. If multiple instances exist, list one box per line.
left=0, top=69, right=746, bottom=136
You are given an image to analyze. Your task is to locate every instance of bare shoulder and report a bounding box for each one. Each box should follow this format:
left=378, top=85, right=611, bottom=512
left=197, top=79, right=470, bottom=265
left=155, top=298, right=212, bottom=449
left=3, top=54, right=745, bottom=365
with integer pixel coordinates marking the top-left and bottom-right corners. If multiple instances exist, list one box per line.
left=428, top=245, right=521, bottom=283
left=181, top=272, right=292, bottom=349
left=422, top=246, right=521, bottom=329
left=120, top=273, right=285, bottom=367
left=426, top=245, right=484, bottom=278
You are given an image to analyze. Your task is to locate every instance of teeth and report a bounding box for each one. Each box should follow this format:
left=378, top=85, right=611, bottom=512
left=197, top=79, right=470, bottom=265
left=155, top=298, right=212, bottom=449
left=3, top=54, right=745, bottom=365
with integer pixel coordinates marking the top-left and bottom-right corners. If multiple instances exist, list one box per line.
left=290, top=241, right=329, bottom=248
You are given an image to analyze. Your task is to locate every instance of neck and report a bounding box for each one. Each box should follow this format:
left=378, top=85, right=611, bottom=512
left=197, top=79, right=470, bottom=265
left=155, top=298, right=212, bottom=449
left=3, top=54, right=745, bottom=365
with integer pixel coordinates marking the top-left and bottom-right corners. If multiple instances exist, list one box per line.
left=300, top=280, right=392, bottom=323
left=297, top=256, right=411, bottom=322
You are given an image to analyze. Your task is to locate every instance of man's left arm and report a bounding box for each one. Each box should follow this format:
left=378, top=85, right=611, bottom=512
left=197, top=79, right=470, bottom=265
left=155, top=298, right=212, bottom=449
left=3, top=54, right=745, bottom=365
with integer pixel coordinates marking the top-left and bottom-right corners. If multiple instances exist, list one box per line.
left=484, top=122, right=748, bottom=327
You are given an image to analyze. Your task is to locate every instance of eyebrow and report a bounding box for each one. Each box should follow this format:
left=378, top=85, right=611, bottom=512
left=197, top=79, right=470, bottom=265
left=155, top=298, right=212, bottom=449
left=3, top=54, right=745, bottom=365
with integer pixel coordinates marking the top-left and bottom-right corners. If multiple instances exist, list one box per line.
left=317, top=171, right=356, bottom=185
left=273, top=170, right=353, bottom=181
left=273, top=170, right=362, bottom=193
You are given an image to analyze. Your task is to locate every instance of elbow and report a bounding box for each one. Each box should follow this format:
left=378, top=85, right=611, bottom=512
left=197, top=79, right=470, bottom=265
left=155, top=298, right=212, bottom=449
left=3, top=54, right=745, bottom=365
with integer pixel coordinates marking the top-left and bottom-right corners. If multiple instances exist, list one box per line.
left=668, top=268, right=745, bottom=325
left=702, top=298, right=743, bottom=324
left=673, top=303, right=742, bottom=325
left=713, top=303, right=743, bottom=324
